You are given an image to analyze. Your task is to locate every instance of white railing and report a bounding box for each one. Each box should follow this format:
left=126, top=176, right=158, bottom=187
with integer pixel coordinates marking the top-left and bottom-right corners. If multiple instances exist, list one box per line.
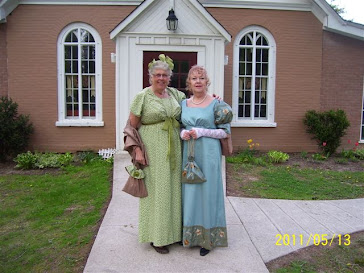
left=98, top=148, right=116, bottom=159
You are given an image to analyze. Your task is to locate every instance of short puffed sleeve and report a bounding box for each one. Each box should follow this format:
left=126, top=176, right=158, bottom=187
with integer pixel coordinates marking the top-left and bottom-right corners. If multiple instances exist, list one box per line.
left=130, top=90, right=146, bottom=117
left=167, top=87, right=186, bottom=104
left=214, top=100, right=233, bottom=134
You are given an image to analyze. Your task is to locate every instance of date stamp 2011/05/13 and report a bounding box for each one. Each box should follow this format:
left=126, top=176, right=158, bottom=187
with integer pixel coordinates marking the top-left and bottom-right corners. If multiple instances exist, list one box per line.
left=275, top=234, right=351, bottom=246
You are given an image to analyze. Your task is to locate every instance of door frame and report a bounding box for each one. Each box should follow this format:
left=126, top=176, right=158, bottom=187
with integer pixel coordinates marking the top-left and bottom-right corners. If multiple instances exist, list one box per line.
left=115, top=39, right=227, bottom=151
left=143, top=51, right=198, bottom=96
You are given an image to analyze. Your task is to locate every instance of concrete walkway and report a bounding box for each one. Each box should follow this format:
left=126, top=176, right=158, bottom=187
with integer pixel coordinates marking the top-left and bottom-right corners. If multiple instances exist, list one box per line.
left=84, top=153, right=364, bottom=273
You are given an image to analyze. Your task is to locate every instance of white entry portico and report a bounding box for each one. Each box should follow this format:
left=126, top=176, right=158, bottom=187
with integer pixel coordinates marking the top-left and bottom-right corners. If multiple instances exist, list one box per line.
left=110, top=0, right=231, bottom=150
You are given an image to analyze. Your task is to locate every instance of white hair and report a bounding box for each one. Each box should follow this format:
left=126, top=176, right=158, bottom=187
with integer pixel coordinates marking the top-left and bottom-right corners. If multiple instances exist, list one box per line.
left=148, top=60, right=173, bottom=85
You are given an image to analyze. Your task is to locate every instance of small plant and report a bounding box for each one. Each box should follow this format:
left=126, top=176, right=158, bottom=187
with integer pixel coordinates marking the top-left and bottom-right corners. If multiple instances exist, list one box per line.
left=312, top=153, right=327, bottom=161
left=227, top=139, right=267, bottom=166
left=341, top=140, right=364, bottom=160
left=58, top=152, right=74, bottom=166
left=253, top=156, right=269, bottom=166
left=267, top=150, right=290, bottom=163
left=0, top=96, right=34, bottom=161
left=246, top=138, right=260, bottom=153
left=341, top=149, right=356, bottom=159
left=35, top=152, right=61, bottom=169
left=76, top=150, right=102, bottom=164
left=303, top=109, right=350, bottom=156
left=227, top=149, right=254, bottom=164
left=14, top=151, right=38, bottom=169
left=105, top=156, right=114, bottom=164
left=348, top=157, right=360, bottom=163
left=353, top=149, right=364, bottom=160
left=300, top=151, right=308, bottom=159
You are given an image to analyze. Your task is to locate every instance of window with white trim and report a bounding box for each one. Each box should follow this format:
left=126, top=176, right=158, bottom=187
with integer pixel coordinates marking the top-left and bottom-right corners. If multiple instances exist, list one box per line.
left=56, top=23, right=103, bottom=126
left=232, top=26, right=276, bottom=127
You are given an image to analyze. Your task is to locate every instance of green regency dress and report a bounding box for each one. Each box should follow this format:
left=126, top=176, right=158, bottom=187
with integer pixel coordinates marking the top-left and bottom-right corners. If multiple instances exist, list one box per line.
left=130, top=87, right=186, bottom=247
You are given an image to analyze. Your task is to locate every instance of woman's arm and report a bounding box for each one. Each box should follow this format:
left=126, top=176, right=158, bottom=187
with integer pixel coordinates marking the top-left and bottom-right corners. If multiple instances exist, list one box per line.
left=189, top=128, right=227, bottom=139
left=129, top=113, right=146, bottom=165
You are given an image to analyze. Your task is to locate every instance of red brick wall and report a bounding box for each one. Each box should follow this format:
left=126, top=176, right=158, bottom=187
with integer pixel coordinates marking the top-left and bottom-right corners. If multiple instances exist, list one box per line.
left=0, top=23, right=8, bottom=97
left=6, top=4, right=360, bottom=153
left=5, top=4, right=135, bottom=152
left=321, top=31, right=364, bottom=149
left=208, top=8, right=323, bottom=152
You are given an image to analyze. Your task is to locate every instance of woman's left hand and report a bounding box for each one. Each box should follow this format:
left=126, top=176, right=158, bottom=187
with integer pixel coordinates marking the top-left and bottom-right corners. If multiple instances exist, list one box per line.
left=181, top=129, right=191, bottom=140
left=213, top=94, right=222, bottom=101
left=189, top=129, right=198, bottom=139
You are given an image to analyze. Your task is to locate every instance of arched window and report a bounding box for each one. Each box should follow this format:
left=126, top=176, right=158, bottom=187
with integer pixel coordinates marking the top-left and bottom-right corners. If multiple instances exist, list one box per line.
left=232, top=26, right=276, bottom=127
left=56, top=23, right=103, bottom=126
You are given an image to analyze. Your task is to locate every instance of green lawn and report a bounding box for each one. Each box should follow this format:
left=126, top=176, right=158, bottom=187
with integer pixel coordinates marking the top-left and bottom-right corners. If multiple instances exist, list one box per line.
left=0, top=160, right=112, bottom=273
left=267, top=231, right=364, bottom=273
left=227, top=152, right=364, bottom=200
left=246, top=166, right=364, bottom=200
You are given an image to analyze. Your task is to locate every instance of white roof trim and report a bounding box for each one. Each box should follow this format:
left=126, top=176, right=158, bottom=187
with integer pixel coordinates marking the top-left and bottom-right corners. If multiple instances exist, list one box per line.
left=1, top=0, right=363, bottom=40
left=11, top=0, right=140, bottom=4
left=109, top=0, right=154, bottom=39
left=200, top=0, right=312, bottom=11
left=199, top=0, right=364, bottom=40
left=0, top=0, right=20, bottom=22
left=0, top=0, right=139, bottom=22
left=110, top=0, right=231, bottom=42
left=312, top=0, right=364, bottom=40
left=188, top=0, right=231, bottom=42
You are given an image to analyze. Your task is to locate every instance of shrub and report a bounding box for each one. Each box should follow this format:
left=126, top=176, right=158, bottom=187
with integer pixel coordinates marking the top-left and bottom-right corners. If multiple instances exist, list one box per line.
left=267, top=150, right=290, bottom=163
left=0, top=97, right=34, bottom=161
left=341, top=149, right=356, bottom=160
left=303, top=109, right=350, bottom=156
left=353, top=149, right=364, bottom=160
left=14, top=152, right=74, bottom=169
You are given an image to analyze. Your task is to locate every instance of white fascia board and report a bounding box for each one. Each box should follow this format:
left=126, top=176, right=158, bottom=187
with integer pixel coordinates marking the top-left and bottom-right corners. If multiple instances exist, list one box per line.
left=200, top=0, right=363, bottom=41
left=18, top=0, right=141, bottom=4
left=312, top=0, right=364, bottom=40
left=110, top=0, right=153, bottom=40
left=0, top=0, right=20, bottom=23
left=0, top=0, right=141, bottom=22
left=199, top=0, right=312, bottom=11
left=189, top=0, right=231, bottom=42
left=324, top=24, right=364, bottom=41
left=0, top=8, right=5, bottom=22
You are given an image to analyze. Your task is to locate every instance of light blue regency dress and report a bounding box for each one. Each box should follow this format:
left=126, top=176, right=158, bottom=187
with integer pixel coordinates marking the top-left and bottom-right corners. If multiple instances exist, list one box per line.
left=130, top=87, right=185, bottom=247
left=181, top=99, right=231, bottom=250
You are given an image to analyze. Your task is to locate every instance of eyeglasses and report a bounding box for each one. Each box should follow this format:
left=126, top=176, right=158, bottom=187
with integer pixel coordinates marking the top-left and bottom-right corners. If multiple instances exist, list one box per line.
left=153, top=73, right=170, bottom=79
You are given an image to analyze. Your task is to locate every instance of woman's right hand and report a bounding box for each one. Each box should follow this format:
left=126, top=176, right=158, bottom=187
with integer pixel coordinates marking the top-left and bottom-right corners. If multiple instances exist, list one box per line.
left=135, top=146, right=146, bottom=165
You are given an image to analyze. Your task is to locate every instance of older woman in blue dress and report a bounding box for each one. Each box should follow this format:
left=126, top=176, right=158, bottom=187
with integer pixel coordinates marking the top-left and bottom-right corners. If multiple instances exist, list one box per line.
left=180, top=65, right=232, bottom=256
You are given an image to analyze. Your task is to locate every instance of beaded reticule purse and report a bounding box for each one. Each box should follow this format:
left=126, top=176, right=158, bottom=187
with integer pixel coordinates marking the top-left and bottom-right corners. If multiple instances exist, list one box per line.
left=181, top=139, right=206, bottom=184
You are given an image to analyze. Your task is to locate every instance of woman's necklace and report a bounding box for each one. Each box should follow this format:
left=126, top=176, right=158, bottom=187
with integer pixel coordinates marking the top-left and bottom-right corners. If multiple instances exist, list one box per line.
left=191, top=94, right=208, bottom=105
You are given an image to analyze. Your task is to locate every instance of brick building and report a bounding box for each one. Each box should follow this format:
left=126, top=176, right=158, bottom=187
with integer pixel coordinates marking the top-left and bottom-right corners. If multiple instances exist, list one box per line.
left=0, top=0, right=363, bottom=153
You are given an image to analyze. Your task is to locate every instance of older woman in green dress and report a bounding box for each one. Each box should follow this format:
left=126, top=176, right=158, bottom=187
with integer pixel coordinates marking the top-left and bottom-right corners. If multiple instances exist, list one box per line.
left=128, top=55, right=185, bottom=254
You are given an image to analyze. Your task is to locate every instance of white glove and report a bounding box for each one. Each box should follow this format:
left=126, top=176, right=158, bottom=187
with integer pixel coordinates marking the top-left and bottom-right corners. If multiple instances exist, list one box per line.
left=180, top=129, right=190, bottom=140
left=191, top=127, right=227, bottom=139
